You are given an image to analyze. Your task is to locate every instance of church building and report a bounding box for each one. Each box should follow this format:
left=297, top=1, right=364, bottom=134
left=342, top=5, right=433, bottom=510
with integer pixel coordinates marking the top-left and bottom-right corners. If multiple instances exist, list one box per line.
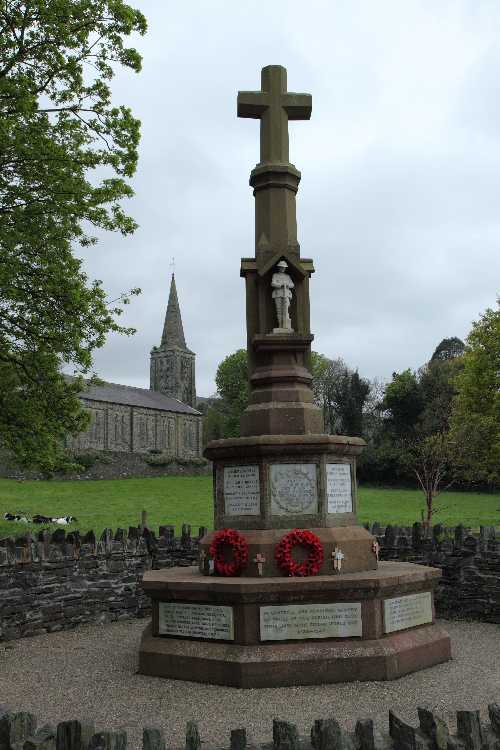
left=71, top=275, right=203, bottom=459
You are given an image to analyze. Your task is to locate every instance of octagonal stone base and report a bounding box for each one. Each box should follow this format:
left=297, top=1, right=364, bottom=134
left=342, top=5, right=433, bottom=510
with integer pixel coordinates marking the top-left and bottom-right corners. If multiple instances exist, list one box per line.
left=138, top=562, right=451, bottom=688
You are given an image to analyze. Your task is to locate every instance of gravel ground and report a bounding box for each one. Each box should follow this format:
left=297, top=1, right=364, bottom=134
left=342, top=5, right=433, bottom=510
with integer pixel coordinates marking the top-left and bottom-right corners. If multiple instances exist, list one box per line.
left=0, top=619, right=498, bottom=749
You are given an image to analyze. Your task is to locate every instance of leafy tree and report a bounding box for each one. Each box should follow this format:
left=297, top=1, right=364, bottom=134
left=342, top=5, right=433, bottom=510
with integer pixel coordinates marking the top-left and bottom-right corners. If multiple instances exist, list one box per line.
left=402, top=432, right=456, bottom=526
left=382, top=369, right=423, bottom=437
left=0, top=1, right=146, bottom=471
left=451, top=300, right=500, bottom=484
left=214, top=349, right=249, bottom=438
left=431, top=337, right=465, bottom=361
left=418, top=357, right=463, bottom=435
left=311, top=353, right=370, bottom=436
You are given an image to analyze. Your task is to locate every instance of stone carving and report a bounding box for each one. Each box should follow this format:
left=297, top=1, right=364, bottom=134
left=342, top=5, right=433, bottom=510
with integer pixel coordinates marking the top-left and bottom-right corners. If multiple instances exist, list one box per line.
left=158, top=602, right=234, bottom=640
left=270, top=463, right=318, bottom=515
left=271, top=260, right=294, bottom=332
left=384, top=592, right=433, bottom=633
left=223, top=465, right=260, bottom=516
left=260, top=602, right=362, bottom=641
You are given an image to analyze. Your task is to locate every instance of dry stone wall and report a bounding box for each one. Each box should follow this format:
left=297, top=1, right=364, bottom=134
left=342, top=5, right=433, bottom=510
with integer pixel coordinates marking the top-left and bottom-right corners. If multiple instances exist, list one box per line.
left=0, top=522, right=498, bottom=643
left=0, top=525, right=203, bottom=641
left=369, top=522, right=500, bottom=624
left=1, top=704, right=499, bottom=750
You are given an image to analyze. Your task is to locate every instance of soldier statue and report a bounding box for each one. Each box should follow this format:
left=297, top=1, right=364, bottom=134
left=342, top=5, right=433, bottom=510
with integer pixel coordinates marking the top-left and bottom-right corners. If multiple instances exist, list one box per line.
left=271, top=260, right=294, bottom=331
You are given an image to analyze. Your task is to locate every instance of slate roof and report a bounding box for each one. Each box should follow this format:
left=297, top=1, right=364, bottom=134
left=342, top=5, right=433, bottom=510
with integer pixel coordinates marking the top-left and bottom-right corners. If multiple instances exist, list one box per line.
left=73, top=378, right=201, bottom=416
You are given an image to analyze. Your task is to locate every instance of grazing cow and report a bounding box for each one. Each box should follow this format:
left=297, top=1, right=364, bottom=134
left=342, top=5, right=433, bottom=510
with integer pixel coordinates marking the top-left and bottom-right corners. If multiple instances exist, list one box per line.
left=5, top=513, right=78, bottom=525
left=3, top=512, right=30, bottom=522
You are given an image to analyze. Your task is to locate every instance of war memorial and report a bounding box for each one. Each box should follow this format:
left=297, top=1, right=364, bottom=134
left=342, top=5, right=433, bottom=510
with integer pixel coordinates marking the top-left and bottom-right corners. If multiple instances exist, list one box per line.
left=138, top=65, right=451, bottom=687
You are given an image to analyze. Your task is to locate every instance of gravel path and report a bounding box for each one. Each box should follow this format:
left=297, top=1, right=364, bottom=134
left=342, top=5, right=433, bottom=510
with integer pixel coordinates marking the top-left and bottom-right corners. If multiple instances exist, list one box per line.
left=0, top=619, right=498, bottom=749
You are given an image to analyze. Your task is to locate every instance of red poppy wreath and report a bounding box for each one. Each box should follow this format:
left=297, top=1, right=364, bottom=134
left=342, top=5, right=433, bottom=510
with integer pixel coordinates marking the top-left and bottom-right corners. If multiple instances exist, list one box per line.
left=275, top=529, right=324, bottom=577
left=209, top=528, right=249, bottom=576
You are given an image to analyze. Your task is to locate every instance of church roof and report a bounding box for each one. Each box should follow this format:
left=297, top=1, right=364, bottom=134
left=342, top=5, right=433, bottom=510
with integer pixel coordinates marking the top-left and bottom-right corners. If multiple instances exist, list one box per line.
left=76, top=379, right=201, bottom=415
left=161, top=274, right=192, bottom=351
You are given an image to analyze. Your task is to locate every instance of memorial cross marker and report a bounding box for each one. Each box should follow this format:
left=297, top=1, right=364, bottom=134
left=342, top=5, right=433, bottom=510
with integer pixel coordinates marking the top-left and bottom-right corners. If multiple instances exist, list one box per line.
left=332, top=547, right=345, bottom=572
left=139, top=64, right=451, bottom=688
left=254, top=552, right=266, bottom=576
left=237, top=65, right=311, bottom=163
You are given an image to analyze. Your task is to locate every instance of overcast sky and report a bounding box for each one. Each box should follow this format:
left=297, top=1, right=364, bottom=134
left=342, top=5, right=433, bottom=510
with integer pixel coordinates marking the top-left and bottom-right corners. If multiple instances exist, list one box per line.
left=78, top=0, right=500, bottom=398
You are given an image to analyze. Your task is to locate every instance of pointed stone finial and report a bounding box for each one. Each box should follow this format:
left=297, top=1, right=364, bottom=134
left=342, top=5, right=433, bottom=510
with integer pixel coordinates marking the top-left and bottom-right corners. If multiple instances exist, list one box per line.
left=161, top=274, right=187, bottom=349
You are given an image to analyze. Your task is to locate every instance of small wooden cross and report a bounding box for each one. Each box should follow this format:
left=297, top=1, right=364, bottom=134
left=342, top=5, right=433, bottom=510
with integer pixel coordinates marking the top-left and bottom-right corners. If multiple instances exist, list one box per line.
left=199, top=549, right=207, bottom=574
left=372, top=540, right=380, bottom=562
left=254, top=552, right=266, bottom=577
left=332, top=546, right=345, bottom=573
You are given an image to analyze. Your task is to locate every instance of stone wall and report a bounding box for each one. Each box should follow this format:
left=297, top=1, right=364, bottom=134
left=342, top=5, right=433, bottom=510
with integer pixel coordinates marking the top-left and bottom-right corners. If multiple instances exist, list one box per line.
left=0, top=522, right=498, bottom=643
left=368, top=522, right=500, bottom=624
left=0, top=525, right=203, bottom=641
left=1, top=705, right=499, bottom=750
left=70, top=398, right=203, bottom=458
left=0, top=450, right=210, bottom=480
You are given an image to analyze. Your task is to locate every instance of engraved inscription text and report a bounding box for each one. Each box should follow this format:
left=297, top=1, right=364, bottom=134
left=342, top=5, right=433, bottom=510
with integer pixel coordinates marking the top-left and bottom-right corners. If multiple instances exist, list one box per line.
left=158, top=602, right=234, bottom=640
left=384, top=592, right=433, bottom=633
left=260, top=602, right=362, bottom=640
left=223, top=465, right=260, bottom=516
left=327, top=463, right=353, bottom=514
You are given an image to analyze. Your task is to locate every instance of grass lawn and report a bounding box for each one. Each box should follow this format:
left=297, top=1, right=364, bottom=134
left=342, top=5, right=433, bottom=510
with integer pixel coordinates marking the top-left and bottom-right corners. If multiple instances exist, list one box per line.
left=0, top=476, right=499, bottom=539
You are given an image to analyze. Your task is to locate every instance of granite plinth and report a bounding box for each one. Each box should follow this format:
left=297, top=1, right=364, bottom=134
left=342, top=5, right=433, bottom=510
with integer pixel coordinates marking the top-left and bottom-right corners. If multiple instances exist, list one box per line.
left=138, top=562, right=451, bottom=687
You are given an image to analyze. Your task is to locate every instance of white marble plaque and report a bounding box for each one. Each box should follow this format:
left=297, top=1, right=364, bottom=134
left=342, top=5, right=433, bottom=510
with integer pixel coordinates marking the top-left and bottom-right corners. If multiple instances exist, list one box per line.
left=158, top=602, right=234, bottom=640
left=384, top=592, right=433, bottom=633
left=260, top=602, right=362, bottom=641
left=223, top=465, right=260, bottom=516
left=270, top=463, right=318, bottom=515
left=326, top=463, right=353, bottom=514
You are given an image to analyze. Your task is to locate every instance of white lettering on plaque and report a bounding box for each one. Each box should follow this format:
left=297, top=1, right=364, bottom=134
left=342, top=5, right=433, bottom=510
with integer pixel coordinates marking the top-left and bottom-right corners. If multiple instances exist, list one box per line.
left=158, top=602, right=234, bottom=640
left=223, top=465, right=260, bottom=516
left=260, top=602, right=362, bottom=641
left=327, top=463, right=353, bottom=514
left=270, top=463, right=318, bottom=515
left=384, top=592, right=433, bottom=633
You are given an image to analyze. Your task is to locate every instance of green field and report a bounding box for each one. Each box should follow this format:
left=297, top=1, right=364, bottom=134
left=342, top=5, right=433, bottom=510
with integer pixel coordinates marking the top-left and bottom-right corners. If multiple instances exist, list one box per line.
left=0, top=476, right=499, bottom=539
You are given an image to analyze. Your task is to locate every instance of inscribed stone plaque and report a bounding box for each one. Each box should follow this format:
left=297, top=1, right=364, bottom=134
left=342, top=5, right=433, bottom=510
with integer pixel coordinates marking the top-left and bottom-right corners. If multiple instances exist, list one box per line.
left=384, top=592, right=433, bottom=633
left=270, top=463, right=318, bottom=515
left=260, top=602, right=362, bottom=641
left=326, top=463, right=353, bottom=514
left=223, top=465, right=260, bottom=516
left=158, top=602, right=234, bottom=640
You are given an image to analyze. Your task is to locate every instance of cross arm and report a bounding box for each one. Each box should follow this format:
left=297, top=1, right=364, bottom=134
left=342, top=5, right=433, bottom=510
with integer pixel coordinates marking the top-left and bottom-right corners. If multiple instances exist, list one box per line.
left=237, top=91, right=269, bottom=118
left=282, top=92, right=312, bottom=120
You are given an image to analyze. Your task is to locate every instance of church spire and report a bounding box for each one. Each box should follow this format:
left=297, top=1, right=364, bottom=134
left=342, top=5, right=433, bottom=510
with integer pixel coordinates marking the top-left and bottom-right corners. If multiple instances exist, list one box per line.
left=161, top=273, right=187, bottom=349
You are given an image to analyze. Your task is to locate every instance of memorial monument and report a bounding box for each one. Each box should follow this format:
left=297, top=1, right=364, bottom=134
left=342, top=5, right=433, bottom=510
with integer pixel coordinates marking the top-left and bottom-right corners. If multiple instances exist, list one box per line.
left=139, top=65, right=451, bottom=687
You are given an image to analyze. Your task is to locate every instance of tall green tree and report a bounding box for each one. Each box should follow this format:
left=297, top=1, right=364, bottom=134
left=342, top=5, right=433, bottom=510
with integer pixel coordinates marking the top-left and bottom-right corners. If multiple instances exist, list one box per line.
left=382, top=369, right=423, bottom=437
left=310, top=352, right=370, bottom=436
left=214, top=349, right=249, bottom=438
left=451, top=300, right=500, bottom=484
left=0, top=1, right=146, bottom=471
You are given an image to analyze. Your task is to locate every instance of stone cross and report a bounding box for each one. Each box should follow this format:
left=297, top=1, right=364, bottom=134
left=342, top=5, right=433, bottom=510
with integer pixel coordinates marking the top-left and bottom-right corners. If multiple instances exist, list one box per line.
left=372, top=539, right=380, bottom=562
left=254, top=552, right=266, bottom=576
left=237, top=65, right=312, bottom=163
left=332, top=546, right=345, bottom=573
